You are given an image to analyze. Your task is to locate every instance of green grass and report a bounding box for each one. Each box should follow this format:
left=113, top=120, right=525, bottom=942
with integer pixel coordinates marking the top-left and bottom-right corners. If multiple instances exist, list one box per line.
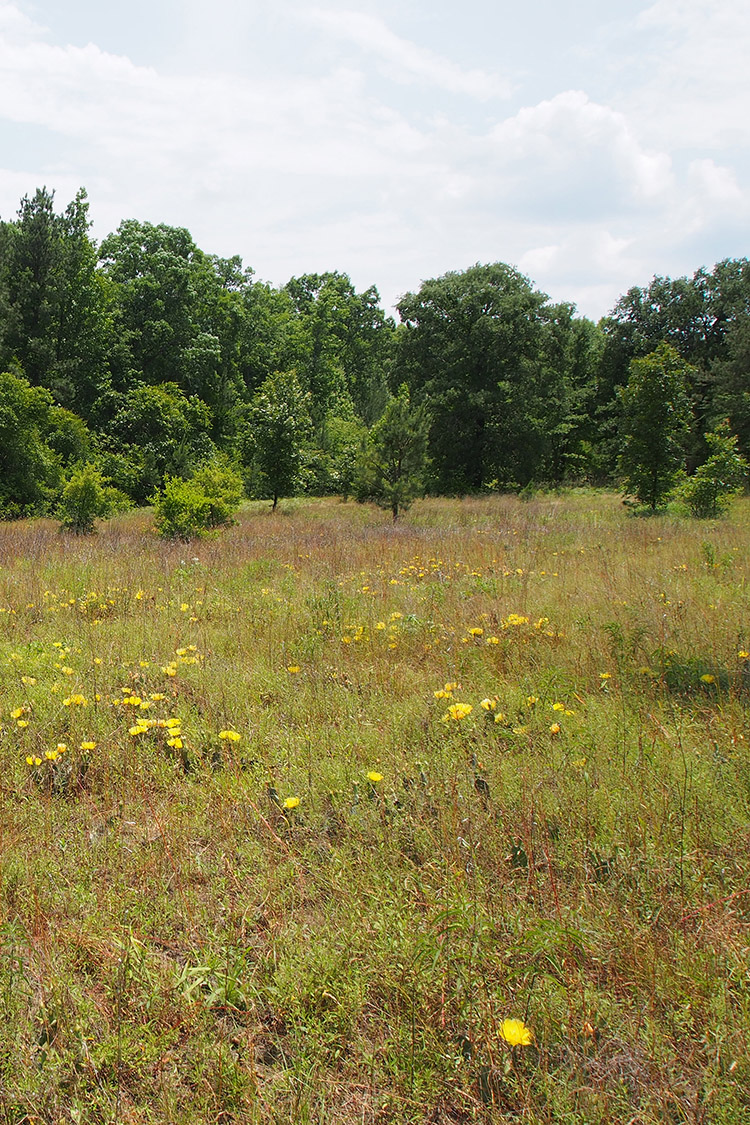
left=1, top=492, right=749, bottom=1123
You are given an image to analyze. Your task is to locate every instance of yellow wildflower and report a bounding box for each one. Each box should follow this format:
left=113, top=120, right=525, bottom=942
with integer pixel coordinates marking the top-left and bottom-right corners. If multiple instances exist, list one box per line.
left=499, top=1018, right=534, bottom=1047
left=282, top=796, right=301, bottom=810
left=367, top=771, right=383, bottom=783
left=443, top=703, right=473, bottom=722
left=219, top=730, right=241, bottom=742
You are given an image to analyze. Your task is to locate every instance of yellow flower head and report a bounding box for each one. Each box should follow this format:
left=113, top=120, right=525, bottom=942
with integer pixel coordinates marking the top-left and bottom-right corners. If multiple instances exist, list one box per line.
left=499, top=1018, right=534, bottom=1047
left=80, top=741, right=97, bottom=751
left=282, top=796, right=301, bottom=810
left=700, top=674, right=716, bottom=684
left=505, top=614, right=529, bottom=627
left=443, top=703, right=473, bottom=722
left=367, top=771, right=383, bottom=783
left=480, top=698, right=497, bottom=711
left=549, top=723, right=561, bottom=735
left=468, top=627, right=484, bottom=637
left=219, top=729, right=241, bottom=742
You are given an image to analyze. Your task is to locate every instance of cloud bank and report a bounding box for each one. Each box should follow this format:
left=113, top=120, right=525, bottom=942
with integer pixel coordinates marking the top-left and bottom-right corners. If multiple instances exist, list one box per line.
left=0, top=0, right=748, bottom=318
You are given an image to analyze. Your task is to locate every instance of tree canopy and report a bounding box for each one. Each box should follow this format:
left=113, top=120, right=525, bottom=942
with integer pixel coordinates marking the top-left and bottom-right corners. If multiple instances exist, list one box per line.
left=1, top=185, right=749, bottom=521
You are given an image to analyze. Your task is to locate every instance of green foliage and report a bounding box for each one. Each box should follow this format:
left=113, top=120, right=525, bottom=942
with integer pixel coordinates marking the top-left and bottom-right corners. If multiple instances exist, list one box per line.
left=304, top=414, right=368, bottom=498
left=247, top=370, right=311, bottom=510
left=3, top=183, right=750, bottom=516
left=396, top=263, right=602, bottom=492
left=58, top=462, right=131, bottom=534
left=284, top=272, right=394, bottom=427
left=45, top=406, right=94, bottom=467
left=355, top=387, right=429, bottom=519
left=677, top=420, right=748, bottom=517
left=0, top=188, right=114, bottom=417
left=103, top=382, right=215, bottom=504
left=0, top=369, right=62, bottom=517
left=618, top=342, right=694, bottom=510
left=152, top=461, right=243, bottom=540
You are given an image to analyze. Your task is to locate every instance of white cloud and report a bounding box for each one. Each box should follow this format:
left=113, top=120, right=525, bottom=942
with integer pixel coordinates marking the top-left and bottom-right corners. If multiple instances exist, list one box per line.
left=630, top=0, right=750, bottom=149
left=305, top=7, right=510, bottom=99
left=0, top=0, right=44, bottom=41
left=0, top=0, right=749, bottom=322
left=489, top=91, right=674, bottom=213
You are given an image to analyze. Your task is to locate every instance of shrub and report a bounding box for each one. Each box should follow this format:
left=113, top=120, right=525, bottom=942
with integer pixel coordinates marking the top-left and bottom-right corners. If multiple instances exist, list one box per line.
left=152, top=462, right=243, bottom=540
left=677, top=420, right=748, bottom=518
left=58, top=463, right=131, bottom=534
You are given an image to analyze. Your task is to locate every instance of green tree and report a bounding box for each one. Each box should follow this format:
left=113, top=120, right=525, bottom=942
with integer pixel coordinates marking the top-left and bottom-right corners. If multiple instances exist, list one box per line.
left=618, top=342, right=694, bottom=510
left=0, top=187, right=114, bottom=419
left=284, top=272, right=394, bottom=429
left=247, top=371, right=311, bottom=510
left=102, top=382, right=214, bottom=504
left=355, top=388, right=429, bottom=520
left=0, top=369, right=62, bottom=517
left=395, top=263, right=597, bottom=491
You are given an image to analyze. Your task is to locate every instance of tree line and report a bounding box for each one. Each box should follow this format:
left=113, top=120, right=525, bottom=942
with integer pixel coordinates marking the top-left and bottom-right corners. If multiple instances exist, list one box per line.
left=1, top=186, right=749, bottom=525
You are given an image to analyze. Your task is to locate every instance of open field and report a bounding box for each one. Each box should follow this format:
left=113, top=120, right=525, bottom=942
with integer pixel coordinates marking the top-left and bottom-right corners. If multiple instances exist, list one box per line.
left=0, top=493, right=749, bottom=1124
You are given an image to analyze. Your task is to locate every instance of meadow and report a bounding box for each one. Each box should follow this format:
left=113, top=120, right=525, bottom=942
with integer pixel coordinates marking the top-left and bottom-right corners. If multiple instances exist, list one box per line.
left=0, top=492, right=748, bottom=1124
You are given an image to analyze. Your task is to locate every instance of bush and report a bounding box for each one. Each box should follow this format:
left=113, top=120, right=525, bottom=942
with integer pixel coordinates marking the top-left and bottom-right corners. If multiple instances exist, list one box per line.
left=152, top=462, right=243, bottom=541
left=677, top=420, right=748, bottom=518
left=58, top=463, right=131, bottom=534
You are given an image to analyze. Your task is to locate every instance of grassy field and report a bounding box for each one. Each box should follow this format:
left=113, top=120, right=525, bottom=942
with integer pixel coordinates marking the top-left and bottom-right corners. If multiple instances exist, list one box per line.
left=0, top=492, right=749, bottom=1124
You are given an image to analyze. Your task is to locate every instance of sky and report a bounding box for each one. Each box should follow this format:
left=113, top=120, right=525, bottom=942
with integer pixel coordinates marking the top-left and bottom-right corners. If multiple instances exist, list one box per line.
left=0, top=0, right=749, bottom=320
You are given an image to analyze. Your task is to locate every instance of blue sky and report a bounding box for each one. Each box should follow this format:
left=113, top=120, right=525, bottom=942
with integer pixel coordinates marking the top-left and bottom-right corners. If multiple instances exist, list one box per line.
left=0, top=0, right=748, bottom=319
